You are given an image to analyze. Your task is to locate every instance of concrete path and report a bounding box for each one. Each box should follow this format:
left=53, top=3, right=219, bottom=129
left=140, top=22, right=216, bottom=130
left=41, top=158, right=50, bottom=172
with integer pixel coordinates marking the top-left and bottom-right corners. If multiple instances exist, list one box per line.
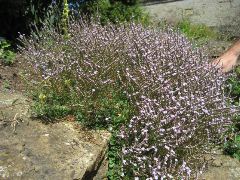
left=143, top=0, right=240, bottom=28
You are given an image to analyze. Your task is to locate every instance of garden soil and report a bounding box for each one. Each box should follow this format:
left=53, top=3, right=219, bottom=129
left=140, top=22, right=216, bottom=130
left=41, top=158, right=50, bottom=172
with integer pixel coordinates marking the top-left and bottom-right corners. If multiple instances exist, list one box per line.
left=201, top=153, right=240, bottom=180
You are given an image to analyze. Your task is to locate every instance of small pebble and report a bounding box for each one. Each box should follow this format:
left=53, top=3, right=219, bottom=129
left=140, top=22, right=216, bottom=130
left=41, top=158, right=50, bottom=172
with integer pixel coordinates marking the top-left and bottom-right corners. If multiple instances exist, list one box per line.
left=212, top=159, right=222, bottom=167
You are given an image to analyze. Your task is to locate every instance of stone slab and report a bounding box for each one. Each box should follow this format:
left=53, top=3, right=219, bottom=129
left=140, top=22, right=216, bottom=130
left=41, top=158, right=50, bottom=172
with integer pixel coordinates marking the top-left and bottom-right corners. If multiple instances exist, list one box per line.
left=0, top=93, right=111, bottom=180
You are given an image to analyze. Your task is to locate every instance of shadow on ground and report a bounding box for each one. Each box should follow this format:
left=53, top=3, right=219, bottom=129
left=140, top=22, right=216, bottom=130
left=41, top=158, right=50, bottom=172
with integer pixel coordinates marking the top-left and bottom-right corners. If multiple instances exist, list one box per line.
left=141, top=0, right=184, bottom=5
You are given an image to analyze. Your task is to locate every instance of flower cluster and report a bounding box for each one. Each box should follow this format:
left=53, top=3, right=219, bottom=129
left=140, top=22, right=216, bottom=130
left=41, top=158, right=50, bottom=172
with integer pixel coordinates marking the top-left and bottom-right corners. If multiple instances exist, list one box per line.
left=19, top=19, right=237, bottom=179
left=118, top=25, right=236, bottom=178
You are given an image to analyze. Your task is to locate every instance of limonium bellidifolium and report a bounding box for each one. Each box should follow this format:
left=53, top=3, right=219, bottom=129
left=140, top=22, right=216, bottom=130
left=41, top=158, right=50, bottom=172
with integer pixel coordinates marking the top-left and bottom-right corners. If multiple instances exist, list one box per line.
left=19, top=19, right=237, bottom=179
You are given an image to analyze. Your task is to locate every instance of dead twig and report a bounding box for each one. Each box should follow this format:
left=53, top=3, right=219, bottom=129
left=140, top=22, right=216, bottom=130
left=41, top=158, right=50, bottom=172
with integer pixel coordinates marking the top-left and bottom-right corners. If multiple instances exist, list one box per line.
left=11, top=113, right=19, bottom=133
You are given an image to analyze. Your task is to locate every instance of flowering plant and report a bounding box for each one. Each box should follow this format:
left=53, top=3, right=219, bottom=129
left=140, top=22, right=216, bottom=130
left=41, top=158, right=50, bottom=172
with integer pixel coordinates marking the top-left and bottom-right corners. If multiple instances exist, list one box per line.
left=118, top=26, right=236, bottom=178
left=19, top=19, right=237, bottom=179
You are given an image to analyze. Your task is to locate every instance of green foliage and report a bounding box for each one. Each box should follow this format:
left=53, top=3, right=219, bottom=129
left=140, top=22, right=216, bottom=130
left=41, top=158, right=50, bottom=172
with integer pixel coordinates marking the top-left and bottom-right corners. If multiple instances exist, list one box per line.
left=224, top=66, right=240, bottom=160
left=27, top=1, right=62, bottom=35
left=78, top=0, right=150, bottom=25
left=177, top=19, right=218, bottom=41
left=0, top=40, right=15, bottom=66
left=31, top=83, right=74, bottom=120
left=31, top=82, right=133, bottom=126
left=105, top=1, right=150, bottom=25
left=107, top=132, right=123, bottom=180
left=76, top=90, right=133, bottom=129
left=227, top=66, right=240, bottom=103
left=224, top=133, right=240, bottom=160
left=0, top=0, right=59, bottom=40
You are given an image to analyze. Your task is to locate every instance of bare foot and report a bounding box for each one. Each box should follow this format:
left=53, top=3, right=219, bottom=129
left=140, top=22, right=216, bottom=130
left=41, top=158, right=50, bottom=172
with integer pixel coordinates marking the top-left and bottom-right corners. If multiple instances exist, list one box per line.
left=212, top=52, right=239, bottom=73
left=211, top=40, right=240, bottom=73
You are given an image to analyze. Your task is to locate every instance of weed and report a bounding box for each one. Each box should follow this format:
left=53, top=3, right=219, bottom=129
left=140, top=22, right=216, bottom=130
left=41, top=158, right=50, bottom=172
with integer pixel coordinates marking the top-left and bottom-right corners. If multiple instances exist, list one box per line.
left=107, top=132, right=123, bottom=180
left=61, top=0, right=70, bottom=36
left=2, top=80, right=11, bottom=90
left=223, top=115, right=240, bottom=160
left=177, top=19, right=218, bottom=42
left=0, top=40, right=15, bottom=66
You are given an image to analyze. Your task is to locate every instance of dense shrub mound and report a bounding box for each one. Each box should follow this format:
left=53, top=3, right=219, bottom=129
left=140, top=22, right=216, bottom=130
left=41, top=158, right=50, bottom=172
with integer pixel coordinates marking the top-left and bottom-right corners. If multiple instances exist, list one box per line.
left=19, top=20, right=236, bottom=179
left=118, top=29, right=235, bottom=178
